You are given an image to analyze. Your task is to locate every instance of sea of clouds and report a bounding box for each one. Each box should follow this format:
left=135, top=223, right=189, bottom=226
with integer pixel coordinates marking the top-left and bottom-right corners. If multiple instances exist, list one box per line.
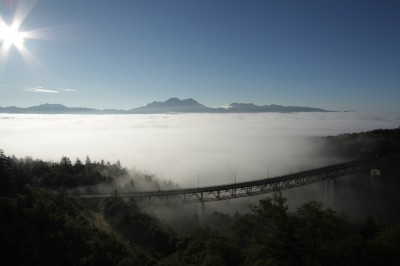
left=1, top=112, right=399, bottom=187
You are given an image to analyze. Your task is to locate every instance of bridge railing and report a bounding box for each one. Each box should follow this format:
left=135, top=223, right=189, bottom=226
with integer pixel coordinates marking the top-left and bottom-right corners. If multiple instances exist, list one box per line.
left=74, top=156, right=400, bottom=202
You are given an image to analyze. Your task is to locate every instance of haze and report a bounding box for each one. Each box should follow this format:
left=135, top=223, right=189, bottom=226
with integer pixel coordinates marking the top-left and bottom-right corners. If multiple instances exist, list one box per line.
left=1, top=112, right=399, bottom=188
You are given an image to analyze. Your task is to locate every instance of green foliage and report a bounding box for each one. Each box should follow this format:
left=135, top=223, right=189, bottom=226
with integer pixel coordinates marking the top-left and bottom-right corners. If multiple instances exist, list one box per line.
left=376, top=224, right=400, bottom=261
left=204, top=211, right=234, bottom=236
left=0, top=187, right=149, bottom=266
left=235, top=193, right=301, bottom=266
left=159, top=229, right=241, bottom=266
left=0, top=153, right=128, bottom=196
left=295, top=201, right=345, bottom=265
left=1, top=185, right=400, bottom=266
left=101, top=195, right=176, bottom=256
left=1, top=148, right=400, bottom=265
left=360, top=215, right=381, bottom=239
left=230, top=193, right=400, bottom=266
left=318, top=127, right=400, bottom=159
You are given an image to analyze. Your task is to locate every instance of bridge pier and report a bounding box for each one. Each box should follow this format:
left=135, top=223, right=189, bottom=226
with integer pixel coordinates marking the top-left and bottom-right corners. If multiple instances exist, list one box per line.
left=370, top=168, right=380, bottom=189
left=199, top=201, right=205, bottom=225
left=324, top=178, right=336, bottom=204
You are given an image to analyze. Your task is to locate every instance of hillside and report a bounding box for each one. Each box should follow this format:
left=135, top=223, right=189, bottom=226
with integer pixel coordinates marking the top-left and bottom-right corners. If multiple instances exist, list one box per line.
left=1, top=129, right=400, bottom=265
left=315, top=127, right=400, bottom=160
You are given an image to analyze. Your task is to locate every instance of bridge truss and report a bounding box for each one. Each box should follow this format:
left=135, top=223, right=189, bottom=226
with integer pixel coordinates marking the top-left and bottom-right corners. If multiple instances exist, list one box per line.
left=75, top=156, right=400, bottom=205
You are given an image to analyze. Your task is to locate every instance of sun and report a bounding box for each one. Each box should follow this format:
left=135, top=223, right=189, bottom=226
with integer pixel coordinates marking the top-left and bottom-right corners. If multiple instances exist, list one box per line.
left=0, top=23, right=26, bottom=49
left=0, top=1, right=53, bottom=72
left=0, top=0, right=39, bottom=70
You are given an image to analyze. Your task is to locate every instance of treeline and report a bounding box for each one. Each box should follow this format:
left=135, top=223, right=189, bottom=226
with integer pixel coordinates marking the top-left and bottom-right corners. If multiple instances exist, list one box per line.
left=316, top=127, right=400, bottom=160
left=0, top=149, right=179, bottom=197
left=0, top=150, right=127, bottom=196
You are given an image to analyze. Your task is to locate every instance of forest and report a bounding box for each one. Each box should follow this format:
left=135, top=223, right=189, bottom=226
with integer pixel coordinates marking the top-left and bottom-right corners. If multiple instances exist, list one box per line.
left=1, top=128, right=400, bottom=265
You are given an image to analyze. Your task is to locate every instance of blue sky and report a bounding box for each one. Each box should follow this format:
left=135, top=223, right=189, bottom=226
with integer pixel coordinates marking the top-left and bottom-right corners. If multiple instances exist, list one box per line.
left=0, top=0, right=399, bottom=112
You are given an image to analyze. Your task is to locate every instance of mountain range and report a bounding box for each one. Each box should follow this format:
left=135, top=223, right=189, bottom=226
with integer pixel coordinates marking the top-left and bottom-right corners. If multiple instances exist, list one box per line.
left=0, top=98, right=330, bottom=114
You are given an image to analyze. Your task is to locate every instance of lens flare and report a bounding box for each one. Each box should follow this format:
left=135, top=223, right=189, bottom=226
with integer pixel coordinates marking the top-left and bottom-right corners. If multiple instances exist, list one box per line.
left=0, top=23, right=26, bottom=49
left=0, top=0, right=38, bottom=71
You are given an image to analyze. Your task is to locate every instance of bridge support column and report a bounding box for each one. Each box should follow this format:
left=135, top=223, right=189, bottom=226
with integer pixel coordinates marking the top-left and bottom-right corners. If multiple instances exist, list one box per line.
left=324, top=178, right=336, bottom=203
left=199, top=201, right=205, bottom=226
left=370, top=168, right=380, bottom=189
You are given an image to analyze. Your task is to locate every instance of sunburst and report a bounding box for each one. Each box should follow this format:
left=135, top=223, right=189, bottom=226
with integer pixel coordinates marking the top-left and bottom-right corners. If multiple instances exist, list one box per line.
left=0, top=22, right=27, bottom=49
left=0, top=0, right=39, bottom=71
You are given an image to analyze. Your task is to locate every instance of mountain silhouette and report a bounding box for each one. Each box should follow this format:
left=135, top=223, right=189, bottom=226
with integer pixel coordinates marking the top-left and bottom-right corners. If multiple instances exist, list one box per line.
left=226, top=103, right=327, bottom=113
left=128, top=98, right=328, bottom=113
left=129, top=97, right=211, bottom=113
left=0, top=98, right=329, bottom=114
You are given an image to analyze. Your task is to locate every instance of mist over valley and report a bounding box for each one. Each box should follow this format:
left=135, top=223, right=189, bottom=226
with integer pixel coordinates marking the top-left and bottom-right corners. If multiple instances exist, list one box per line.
left=2, top=112, right=399, bottom=188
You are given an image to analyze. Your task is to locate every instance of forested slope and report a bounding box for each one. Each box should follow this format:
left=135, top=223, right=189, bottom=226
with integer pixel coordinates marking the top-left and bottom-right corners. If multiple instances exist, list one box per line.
left=1, top=127, right=400, bottom=265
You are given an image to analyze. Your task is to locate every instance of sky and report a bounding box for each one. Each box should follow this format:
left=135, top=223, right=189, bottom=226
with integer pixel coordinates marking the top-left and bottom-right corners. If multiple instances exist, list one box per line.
left=0, top=0, right=399, bottom=112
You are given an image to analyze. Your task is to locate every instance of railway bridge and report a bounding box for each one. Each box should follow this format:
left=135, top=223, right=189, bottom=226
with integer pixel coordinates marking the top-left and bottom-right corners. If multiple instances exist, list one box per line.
left=75, top=156, right=400, bottom=205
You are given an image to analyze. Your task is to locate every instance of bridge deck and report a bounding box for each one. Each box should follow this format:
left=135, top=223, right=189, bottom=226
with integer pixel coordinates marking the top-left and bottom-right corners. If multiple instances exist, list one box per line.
left=75, top=156, right=400, bottom=204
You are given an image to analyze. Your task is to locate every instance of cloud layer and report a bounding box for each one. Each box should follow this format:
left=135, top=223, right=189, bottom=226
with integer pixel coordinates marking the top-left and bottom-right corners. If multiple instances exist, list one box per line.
left=0, top=112, right=399, bottom=187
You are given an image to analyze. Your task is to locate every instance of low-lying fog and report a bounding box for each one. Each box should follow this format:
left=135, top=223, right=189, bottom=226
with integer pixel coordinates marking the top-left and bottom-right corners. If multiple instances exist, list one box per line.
left=1, top=112, right=399, bottom=188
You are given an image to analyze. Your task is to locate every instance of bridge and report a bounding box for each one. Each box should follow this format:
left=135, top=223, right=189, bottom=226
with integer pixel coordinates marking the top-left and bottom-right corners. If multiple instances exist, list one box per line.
left=75, top=156, right=400, bottom=205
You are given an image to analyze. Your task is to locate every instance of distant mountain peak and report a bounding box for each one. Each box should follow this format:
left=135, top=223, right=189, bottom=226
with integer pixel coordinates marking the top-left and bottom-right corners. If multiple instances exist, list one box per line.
left=33, top=103, right=68, bottom=109
left=165, top=97, right=180, bottom=102
left=158, top=97, right=201, bottom=105
left=131, top=97, right=208, bottom=113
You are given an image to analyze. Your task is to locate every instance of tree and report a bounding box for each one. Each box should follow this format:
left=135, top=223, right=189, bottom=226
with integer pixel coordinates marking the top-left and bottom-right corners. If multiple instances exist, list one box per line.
left=85, top=155, right=91, bottom=165
left=60, top=156, right=72, bottom=166
left=60, top=156, right=73, bottom=175
left=233, top=193, right=301, bottom=265
left=74, top=158, right=85, bottom=173
left=0, top=149, right=11, bottom=173
left=360, top=215, right=380, bottom=240
left=101, top=195, right=176, bottom=255
left=296, top=201, right=344, bottom=265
